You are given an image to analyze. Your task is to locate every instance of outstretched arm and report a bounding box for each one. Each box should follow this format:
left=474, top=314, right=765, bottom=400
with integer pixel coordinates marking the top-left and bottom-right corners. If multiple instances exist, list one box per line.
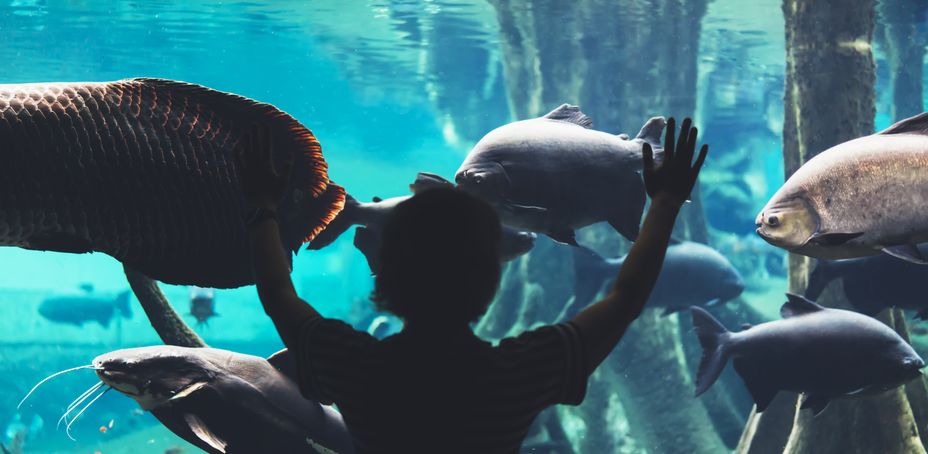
left=237, top=126, right=320, bottom=351
left=571, top=117, right=708, bottom=370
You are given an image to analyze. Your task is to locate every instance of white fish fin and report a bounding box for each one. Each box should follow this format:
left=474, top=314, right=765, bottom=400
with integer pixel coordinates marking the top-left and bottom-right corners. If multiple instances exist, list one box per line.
left=409, top=172, right=453, bottom=193
left=542, top=104, right=593, bottom=128
left=878, top=111, right=928, bottom=135
left=881, top=244, right=928, bottom=264
left=800, top=394, right=830, bottom=416
left=634, top=116, right=667, bottom=147
left=780, top=293, right=826, bottom=318
left=184, top=414, right=228, bottom=453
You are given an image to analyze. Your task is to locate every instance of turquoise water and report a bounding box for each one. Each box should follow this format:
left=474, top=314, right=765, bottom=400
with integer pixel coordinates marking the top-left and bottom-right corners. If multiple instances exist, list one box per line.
left=0, top=1, right=924, bottom=453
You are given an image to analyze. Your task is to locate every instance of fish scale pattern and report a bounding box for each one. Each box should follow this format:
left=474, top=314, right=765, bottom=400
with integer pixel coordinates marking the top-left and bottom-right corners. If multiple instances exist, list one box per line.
left=0, top=78, right=344, bottom=288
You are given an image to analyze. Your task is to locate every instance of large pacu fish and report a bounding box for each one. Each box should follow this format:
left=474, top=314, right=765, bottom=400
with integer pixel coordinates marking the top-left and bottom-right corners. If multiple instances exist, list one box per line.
left=94, top=346, right=355, bottom=454
left=693, top=294, right=925, bottom=415
left=560, top=240, right=744, bottom=319
left=756, top=112, right=928, bottom=264
left=455, top=104, right=664, bottom=245
left=0, top=78, right=345, bottom=287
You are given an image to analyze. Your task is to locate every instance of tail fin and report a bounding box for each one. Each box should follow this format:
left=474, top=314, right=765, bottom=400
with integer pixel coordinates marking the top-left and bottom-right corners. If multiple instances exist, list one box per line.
left=115, top=290, right=132, bottom=318
left=804, top=260, right=833, bottom=301
left=635, top=116, right=666, bottom=154
left=691, top=306, right=732, bottom=397
left=571, top=246, right=621, bottom=317
left=306, top=194, right=359, bottom=250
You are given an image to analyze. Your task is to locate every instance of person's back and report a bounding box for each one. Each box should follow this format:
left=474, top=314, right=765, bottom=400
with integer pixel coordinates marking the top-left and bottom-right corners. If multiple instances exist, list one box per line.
left=237, top=117, right=708, bottom=452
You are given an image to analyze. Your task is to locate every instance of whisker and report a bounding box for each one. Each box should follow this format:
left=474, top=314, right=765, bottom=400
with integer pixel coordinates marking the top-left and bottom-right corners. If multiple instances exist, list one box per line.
left=65, top=386, right=111, bottom=441
left=18, top=365, right=95, bottom=410
left=57, top=382, right=105, bottom=430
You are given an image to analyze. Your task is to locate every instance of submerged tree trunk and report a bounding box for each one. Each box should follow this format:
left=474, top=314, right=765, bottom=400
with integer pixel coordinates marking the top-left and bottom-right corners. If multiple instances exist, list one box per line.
left=486, top=1, right=729, bottom=452
left=738, top=1, right=926, bottom=452
left=124, top=265, right=206, bottom=348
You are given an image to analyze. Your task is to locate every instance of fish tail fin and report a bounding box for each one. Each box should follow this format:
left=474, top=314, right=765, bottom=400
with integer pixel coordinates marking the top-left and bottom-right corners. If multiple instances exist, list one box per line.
left=691, top=306, right=732, bottom=397
left=571, top=246, right=619, bottom=316
left=635, top=116, right=667, bottom=156
left=115, top=291, right=133, bottom=318
left=804, top=260, right=832, bottom=301
left=306, top=192, right=359, bottom=251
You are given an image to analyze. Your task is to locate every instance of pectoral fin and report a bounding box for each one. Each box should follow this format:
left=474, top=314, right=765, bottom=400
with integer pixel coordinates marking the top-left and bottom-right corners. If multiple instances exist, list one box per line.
left=800, top=394, right=830, bottom=416
left=184, top=414, right=228, bottom=453
left=500, top=202, right=548, bottom=225
left=548, top=229, right=579, bottom=246
left=881, top=244, right=928, bottom=265
left=808, top=231, right=863, bottom=246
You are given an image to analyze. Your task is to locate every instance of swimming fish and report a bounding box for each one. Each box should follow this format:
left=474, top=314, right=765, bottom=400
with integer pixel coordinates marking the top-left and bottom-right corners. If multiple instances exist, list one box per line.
left=311, top=172, right=536, bottom=272
left=0, top=78, right=345, bottom=288
left=38, top=287, right=132, bottom=328
left=756, top=112, right=928, bottom=264
left=454, top=104, right=665, bottom=244
left=805, top=247, right=928, bottom=319
left=188, top=287, right=218, bottom=327
left=560, top=240, right=744, bottom=319
left=692, top=294, right=925, bottom=415
left=94, top=346, right=354, bottom=454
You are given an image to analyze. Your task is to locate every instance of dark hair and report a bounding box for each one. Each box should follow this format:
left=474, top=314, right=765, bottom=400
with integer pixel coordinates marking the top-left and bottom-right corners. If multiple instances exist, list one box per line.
left=371, top=187, right=502, bottom=326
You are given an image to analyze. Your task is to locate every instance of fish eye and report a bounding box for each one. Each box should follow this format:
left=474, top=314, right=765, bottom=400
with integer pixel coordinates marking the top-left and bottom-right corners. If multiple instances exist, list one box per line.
left=767, top=215, right=779, bottom=227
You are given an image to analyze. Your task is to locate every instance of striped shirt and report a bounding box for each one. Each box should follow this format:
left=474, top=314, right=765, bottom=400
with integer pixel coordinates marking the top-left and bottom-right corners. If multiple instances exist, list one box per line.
left=295, top=316, right=588, bottom=453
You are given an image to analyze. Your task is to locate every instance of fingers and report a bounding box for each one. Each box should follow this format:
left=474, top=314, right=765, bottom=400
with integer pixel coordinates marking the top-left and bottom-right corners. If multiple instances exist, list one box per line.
left=680, top=124, right=697, bottom=165
left=692, top=144, right=708, bottom=176
left=664, top=117, right=676, bottom=162
left=642, top=142, right=654, bottom=171
left=676, top=118, right=691, bottom=165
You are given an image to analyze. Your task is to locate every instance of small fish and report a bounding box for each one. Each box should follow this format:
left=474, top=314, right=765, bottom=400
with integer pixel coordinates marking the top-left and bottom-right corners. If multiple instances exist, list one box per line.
left=757, top=112, right=928, bottom=264
left=38, top=287, right=132, bottom=328
left=692, top=294, right=925, bottom=415
left=188, top=287, right=219, bottom=327
left=455, top=104, right=664, bottom=245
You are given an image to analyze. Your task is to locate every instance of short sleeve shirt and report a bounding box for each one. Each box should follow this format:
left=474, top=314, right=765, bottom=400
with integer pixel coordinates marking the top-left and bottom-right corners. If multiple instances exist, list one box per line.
left=295, top=316, right=588, bottom=453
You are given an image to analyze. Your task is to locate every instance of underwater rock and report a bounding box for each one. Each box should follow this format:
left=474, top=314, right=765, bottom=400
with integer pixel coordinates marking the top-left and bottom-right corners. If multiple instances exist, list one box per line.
left=756, top=111, right=928, bottom=264
left=94, top=347, right=354, bottom=454
left=562, top=239, right=744, bottom=319
left=0, top=78, right=344, bottom=288
left=455, top=104, right=663, bottom=244
left=38, top=286, right=131, bottom=328
left=693, top=294, right=925, bottom=415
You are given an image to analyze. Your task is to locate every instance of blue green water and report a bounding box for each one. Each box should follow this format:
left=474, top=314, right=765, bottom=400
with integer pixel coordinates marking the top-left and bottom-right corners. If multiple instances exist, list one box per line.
left=0, top=1, right=924, bottom=453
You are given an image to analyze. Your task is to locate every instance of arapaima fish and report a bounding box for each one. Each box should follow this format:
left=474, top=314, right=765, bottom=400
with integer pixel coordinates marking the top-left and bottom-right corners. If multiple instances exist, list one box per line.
left=0, top=78, right=344, bottom=287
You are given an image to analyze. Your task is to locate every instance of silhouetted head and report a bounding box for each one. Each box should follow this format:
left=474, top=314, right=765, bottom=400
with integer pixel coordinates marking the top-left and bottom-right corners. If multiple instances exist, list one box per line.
left=372, top=187, right=502, bottom=328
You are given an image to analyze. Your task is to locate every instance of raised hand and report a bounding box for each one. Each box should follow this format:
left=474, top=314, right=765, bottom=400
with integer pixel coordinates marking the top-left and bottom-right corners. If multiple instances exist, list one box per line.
left=236, top=124, right=294, bottom=210
left=642, top=117, right=708, bottom=206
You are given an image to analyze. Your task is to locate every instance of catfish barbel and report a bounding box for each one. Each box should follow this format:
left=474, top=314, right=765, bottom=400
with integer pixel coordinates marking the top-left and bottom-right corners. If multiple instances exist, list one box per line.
left=0, top=78, right=344, bottom=287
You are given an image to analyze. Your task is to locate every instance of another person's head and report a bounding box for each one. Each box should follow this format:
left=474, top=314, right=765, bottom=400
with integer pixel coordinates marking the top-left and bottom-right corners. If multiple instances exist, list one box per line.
left=372, top=187, right=502, bottom=329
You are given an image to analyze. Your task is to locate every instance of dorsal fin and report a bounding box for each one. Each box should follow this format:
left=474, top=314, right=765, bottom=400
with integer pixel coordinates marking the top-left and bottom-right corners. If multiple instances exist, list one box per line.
left=635, top=116, right=667, bottom=146
left=409, top=172, right=454, bottom=193
left=266, top=349, right=298, bottom=381
left=780, top=293, right=825, bottom=318
left=542, top=104, right=593, bottom=128
left=878, top=112, right=928, bottom=135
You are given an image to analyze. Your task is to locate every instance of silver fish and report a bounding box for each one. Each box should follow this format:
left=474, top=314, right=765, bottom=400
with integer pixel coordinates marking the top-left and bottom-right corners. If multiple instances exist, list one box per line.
left=756, top=112, right=928, bottom=264
left=454, top=104, right=664, bottom=245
